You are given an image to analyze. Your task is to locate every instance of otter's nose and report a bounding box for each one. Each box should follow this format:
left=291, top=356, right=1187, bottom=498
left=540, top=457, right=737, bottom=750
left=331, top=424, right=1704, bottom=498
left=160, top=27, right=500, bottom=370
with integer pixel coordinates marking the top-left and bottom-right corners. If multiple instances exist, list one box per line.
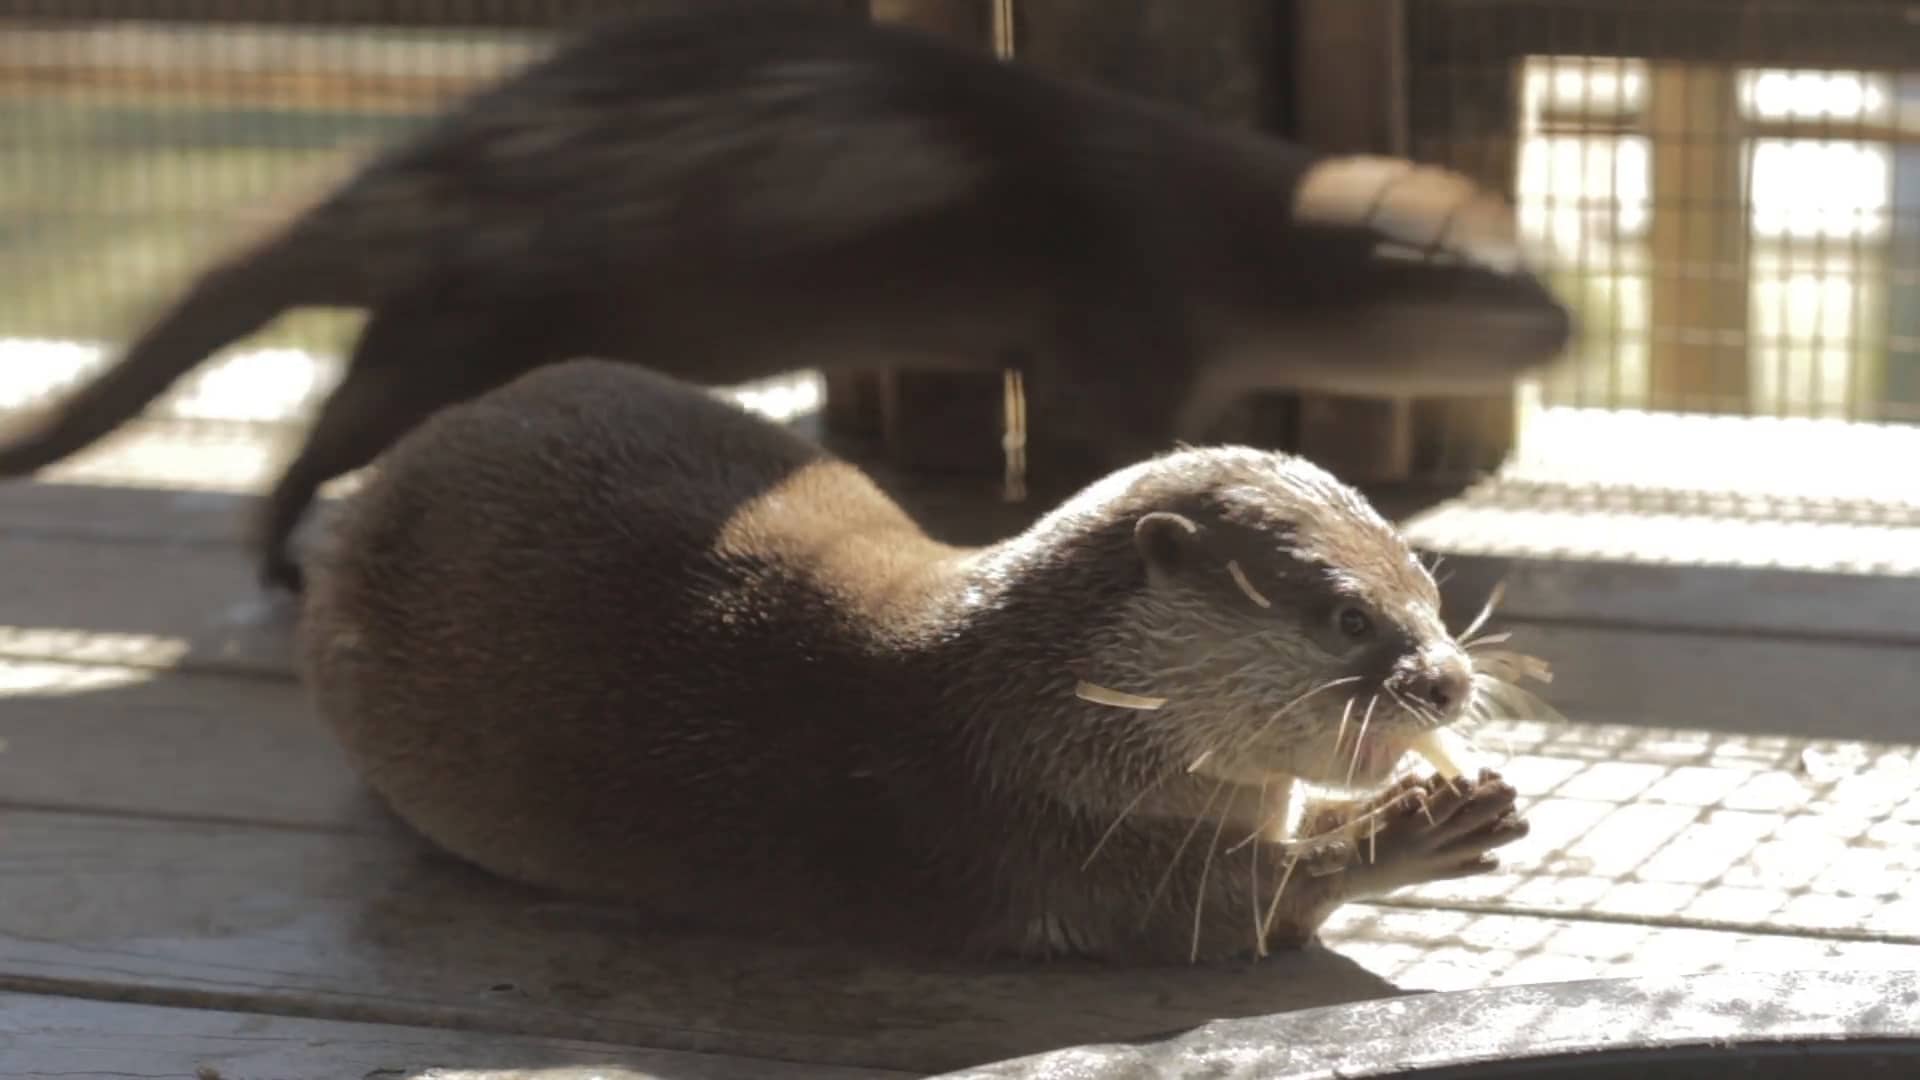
left=1402, top=656, right=1472, bottom=716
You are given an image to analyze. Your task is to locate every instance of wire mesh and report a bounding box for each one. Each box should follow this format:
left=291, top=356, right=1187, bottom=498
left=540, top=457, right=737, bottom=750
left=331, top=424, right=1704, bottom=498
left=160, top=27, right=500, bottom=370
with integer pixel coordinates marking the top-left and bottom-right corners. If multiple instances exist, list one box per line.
left=1406, top=0, right=1920, bottom=426
left=0, top=3, right=574, bottom=438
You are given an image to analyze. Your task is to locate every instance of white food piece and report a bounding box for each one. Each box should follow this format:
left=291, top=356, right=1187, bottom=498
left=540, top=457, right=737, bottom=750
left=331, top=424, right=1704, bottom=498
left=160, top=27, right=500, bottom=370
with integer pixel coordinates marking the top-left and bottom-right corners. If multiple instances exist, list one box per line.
left=1257, top=778, right=1294, bottom=844
left=1072, top=680, right=1168, bottom=711
left=1409, top=727, right=1480, bottom=781
left=1186, top=756, right=1297, bottom=845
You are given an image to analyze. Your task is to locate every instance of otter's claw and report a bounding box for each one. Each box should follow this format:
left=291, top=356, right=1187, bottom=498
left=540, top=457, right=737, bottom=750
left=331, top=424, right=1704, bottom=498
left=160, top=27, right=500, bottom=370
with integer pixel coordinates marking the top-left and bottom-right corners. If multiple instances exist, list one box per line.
left=1300, top=837, right=1356, bottom=877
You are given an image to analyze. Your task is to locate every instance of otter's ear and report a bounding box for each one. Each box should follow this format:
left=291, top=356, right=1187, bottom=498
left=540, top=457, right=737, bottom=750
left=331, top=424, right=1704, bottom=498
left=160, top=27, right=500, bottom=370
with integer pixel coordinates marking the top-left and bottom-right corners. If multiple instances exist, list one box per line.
left=1134, top=511, right=1203, bottom=581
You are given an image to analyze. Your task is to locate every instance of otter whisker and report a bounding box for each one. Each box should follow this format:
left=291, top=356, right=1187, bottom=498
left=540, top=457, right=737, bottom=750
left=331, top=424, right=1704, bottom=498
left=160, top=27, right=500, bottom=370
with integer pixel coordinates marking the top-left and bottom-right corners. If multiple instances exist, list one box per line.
left=1389, top=685, right=1446, bottom=731
left=1226, top=771, right=1298, bottom=855
left=1259, top=849, right=1303, bottom=947
left=1250, top=778, right=1265, bottom=950
left=1318, top=693, right=1359, bottom=791
left=1190, top=787, right=1237, bottom=964
left=1226, top=560, right=1272, bottom=609
left=1459, top=579, right=1508, bottom=644
left=1343, top=694, right=1380, bottom=790
left=1082, top=771, right=1174, bottom=870
left=1463, top=630, right=1513, bottom=651
left=1141, top=774, right=1229, bottom=929
left=1233, top=675, right=1365, bottom=764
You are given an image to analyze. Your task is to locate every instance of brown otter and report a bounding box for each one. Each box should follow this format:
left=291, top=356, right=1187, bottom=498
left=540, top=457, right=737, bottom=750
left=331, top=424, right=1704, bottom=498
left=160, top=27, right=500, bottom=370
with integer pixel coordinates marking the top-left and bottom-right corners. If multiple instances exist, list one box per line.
left=300, top=359, right=1531, bottom=963
left=0, top=5, right=1571, bottom=594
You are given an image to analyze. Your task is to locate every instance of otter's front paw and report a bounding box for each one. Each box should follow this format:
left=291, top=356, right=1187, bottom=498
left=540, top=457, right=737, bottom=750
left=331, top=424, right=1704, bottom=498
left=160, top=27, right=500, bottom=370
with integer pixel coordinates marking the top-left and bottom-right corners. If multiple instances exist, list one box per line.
left=1344, top=769, right=1529, bottom=896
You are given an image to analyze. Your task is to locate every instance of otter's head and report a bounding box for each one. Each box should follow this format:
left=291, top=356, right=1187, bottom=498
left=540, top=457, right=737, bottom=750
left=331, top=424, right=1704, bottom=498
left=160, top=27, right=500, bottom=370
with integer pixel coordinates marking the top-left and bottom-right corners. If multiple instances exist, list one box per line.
left=1077, top=446, right=1471, bottom=795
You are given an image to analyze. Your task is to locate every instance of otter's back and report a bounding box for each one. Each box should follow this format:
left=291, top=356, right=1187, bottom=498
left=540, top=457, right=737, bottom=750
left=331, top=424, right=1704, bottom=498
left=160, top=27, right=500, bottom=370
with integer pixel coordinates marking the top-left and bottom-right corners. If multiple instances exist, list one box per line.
left=299, top=361, right=939, bottom=914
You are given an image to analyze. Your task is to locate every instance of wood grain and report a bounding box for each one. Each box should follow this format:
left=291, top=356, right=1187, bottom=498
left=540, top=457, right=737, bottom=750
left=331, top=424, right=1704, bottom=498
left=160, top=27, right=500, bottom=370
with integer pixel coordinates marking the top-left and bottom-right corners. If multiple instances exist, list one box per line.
left=0, top=532, right=296, bottom=679
left=6, top=517, right=1915, bottom=741
left=0, top=808, right=1912, bottom=1076
left=7, top=653, right=1914, bottom=943
left=0, top=991, right=906, bottom=1080
left=0, top=659, right=369, bottom=829
left=0, top=809, right=1403, bottom=1075
left=0, top=471, right=1916, bottom=1071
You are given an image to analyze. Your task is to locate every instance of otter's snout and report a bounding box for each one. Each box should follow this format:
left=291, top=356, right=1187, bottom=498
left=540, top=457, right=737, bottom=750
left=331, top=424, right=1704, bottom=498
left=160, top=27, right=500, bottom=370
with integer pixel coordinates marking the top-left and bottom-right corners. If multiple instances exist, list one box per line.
left=1392, top=652, right=1472, bottom=719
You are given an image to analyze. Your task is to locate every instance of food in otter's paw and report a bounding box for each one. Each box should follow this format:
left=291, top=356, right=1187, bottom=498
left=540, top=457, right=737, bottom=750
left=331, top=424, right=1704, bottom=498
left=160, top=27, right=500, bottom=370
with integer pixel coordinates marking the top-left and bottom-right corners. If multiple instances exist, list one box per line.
left=1409, top=727, right=1477, bottom=782
left=301, top=360, right=1564, bottom=964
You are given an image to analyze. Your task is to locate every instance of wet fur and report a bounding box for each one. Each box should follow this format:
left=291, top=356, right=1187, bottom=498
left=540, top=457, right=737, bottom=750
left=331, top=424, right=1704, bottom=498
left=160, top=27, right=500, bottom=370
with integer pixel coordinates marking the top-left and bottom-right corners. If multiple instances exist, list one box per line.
left=301, top=359, right=1524, bottom=963
left=0, top=6, right=1571, bottom=592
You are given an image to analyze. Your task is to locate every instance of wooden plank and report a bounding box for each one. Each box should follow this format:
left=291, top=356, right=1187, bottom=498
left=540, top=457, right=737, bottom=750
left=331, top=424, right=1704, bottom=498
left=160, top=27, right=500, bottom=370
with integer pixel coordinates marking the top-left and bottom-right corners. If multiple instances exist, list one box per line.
left=0, top=991, right=905, bottom=1080
left=10, top=646, right=1916, bottom=945
left=8, top=520, right=1917, bottom=740
left=0, top=532, right=294, bottom=678
left=14, top=650, right=1910, bottom=949
left=0, top=480, right=258, bottom=547
left=1437, top=552, right=1920, bottom=647
left=950, top=970, right=1920, bottom=1080
left=1502, top=620, right=1920, bottom=743
left=0, top=659, right=370, bottom=829
left=0, top=809, right=1407, bottom=1075
left=11, top=476, right=1920, bottom=649
left=15, top=422, right=1920, bottom=646
left=1, top=810, right=1915, bottom=1077
left=10, top=612, right=1913, bottom=945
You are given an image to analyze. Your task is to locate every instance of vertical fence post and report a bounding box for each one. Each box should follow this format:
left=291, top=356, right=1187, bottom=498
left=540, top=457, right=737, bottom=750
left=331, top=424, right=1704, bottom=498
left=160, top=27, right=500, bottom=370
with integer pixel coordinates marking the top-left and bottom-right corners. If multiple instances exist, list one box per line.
left=1290, top=0, right=1420, bottom=485
left=1646, top=62, right=1749, bottom=414
left=832, top=0, right=1010, bottom=480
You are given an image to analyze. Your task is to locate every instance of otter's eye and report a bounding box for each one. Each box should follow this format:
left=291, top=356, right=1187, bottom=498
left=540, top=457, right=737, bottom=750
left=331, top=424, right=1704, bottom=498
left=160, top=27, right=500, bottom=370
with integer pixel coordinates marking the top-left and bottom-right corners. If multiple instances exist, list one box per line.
left=1334, top=605, right=1374, bottom=641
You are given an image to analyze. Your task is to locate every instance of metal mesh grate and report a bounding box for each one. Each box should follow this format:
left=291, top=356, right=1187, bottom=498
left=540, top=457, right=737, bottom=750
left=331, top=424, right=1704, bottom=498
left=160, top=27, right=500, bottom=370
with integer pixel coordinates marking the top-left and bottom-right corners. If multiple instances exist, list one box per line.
left=1406, top=0, right=1920, bottom=425
left=0, top=8, right=565, bottom=433
left=0, top=3, right=833, bottom=493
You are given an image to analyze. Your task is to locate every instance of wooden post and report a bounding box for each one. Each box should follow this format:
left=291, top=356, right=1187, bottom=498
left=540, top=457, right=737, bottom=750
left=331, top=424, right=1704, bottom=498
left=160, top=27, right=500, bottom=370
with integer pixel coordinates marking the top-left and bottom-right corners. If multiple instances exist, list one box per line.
left=1646, top=62, right=1749, bottom=413
left=1288, top=0, right=1417, bottom=484
left=1003, top=0, right=1279, bottom=125
left=843, top=0, right=1009, bottom=477
left=1006, top=0, right=1291, bottom=465
left=1292, top=0, right=1528, bottom=486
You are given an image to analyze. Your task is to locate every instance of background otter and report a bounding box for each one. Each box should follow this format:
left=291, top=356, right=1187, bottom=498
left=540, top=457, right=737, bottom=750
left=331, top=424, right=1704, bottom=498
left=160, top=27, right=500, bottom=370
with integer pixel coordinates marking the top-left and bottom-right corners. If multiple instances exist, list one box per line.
left=301, top=359, right=1530, bottom=964
left=0, top=4, right=1571, bottom=594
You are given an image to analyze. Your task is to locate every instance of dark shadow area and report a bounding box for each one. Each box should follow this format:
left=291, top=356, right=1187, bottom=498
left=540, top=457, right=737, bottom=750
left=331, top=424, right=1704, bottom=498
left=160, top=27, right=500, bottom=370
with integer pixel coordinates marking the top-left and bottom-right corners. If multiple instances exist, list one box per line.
left=338, top=850, right=1406, bottom=1073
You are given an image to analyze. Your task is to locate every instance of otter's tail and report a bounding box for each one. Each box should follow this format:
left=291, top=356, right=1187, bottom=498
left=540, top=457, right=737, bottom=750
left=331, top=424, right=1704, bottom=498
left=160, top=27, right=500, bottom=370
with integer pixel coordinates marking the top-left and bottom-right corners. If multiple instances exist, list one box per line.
left=0, top=238, right=315, bottom=477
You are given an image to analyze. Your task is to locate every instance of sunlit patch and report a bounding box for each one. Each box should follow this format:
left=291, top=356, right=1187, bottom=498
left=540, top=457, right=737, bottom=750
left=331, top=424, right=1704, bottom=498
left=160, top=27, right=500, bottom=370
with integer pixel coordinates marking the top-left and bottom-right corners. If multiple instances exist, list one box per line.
left=725, top=369, right=826, bottom=424
left=0, top=625, right=190, bottom=672
left=362, top=1060, right=648, bottom=1068
left=0, top=659, right=157, bottom=699
left=0, top=336, right=826, bottom=494
left=1402, top=406, right=1920, bottom=573
left=1292, top=155, right=1525, bottom=275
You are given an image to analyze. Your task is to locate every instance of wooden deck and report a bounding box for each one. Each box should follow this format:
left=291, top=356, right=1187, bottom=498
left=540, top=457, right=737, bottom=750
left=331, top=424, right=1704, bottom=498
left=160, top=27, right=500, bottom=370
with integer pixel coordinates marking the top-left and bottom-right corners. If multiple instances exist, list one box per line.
left=2, top=410, right=1918, bottom=1079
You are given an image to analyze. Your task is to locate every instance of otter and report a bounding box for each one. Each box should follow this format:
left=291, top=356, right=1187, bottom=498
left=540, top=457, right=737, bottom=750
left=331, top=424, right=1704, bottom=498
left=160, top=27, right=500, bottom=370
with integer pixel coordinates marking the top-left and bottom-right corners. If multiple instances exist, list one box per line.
left=0, top=4, right=1571, bottom=594
left=299, top=359, right=1532, bottom=963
